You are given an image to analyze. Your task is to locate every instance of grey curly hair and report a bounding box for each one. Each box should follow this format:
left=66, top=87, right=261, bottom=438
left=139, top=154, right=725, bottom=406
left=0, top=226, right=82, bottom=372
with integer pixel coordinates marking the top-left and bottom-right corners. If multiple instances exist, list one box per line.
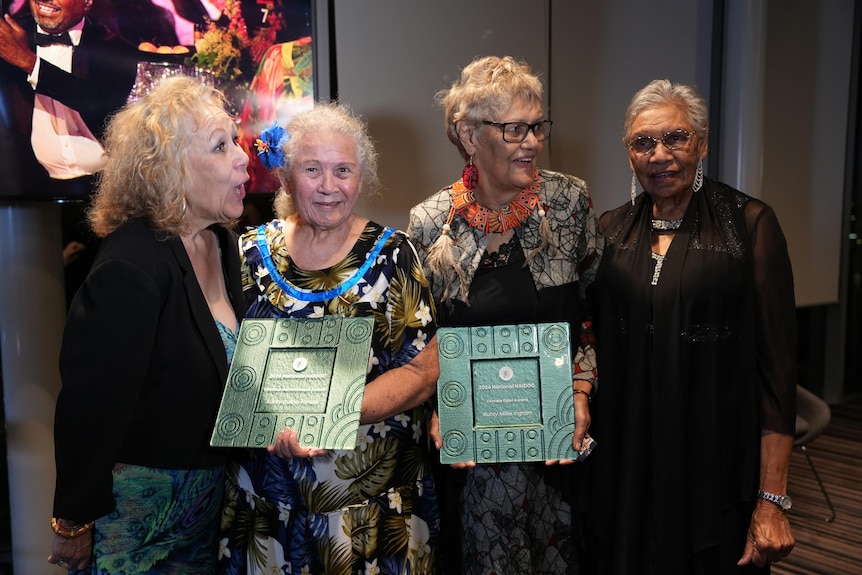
left=272, top=102, right=380, bottom=219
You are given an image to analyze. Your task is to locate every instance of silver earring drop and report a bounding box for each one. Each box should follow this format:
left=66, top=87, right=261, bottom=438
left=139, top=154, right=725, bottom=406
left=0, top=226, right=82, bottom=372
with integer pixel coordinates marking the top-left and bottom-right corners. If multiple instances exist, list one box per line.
left=631, top=172, right=637, bottom=206
left=693, top=159, right=704, bottom=192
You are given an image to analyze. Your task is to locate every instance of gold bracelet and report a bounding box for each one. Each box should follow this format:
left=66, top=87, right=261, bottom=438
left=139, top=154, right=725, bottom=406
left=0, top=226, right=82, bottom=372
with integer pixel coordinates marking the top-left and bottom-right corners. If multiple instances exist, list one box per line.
left=51, top=517, right=94, bottom=539
left=573, top=389, right=592, bottom=402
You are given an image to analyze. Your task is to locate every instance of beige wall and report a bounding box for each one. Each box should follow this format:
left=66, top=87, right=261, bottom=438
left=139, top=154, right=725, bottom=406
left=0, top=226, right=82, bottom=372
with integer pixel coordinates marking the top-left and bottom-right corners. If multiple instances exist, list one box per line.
left=762, top=0, right=854, bottom=307
left=327, top=0, right=854, bottom=307
left=331, top=0, right=550, bottom=231
left=547, top=0, right=710, bottom=216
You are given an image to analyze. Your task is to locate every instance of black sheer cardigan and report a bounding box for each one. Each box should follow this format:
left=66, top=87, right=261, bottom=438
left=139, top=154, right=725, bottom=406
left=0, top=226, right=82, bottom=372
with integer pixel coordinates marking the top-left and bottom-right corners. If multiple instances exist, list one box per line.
left=583, top=178, right=797, bottom=574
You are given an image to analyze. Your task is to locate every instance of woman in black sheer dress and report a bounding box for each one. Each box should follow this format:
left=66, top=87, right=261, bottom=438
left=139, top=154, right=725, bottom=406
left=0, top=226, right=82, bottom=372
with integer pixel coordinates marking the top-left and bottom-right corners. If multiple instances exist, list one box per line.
left=584, top=79, right=797, bottom=575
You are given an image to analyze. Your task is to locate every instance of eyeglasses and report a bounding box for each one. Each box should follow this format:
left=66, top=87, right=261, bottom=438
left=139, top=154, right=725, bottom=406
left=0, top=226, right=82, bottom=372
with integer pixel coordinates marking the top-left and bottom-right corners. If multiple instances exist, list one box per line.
left=483, top=120, right=553, bottom=143
left=627, top=129, right=695, bottom=155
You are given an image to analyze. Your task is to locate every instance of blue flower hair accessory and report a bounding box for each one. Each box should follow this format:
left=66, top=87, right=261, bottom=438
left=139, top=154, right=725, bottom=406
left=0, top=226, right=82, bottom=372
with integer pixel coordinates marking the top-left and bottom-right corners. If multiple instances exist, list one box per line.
left=255, top=121, right=289, bottom=170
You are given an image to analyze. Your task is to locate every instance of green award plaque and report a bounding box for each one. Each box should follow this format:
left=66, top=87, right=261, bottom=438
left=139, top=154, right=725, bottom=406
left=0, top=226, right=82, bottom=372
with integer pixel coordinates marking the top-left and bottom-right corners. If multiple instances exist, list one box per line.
left=211, top=317, right=373, bottom=450
left=436, top=323, right=577, bottom=463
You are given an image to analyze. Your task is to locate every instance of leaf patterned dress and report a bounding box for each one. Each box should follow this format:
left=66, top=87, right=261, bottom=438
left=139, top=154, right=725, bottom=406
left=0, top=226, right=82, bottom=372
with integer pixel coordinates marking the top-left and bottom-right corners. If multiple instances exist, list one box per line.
left=218, top=220, right=440, bottom=575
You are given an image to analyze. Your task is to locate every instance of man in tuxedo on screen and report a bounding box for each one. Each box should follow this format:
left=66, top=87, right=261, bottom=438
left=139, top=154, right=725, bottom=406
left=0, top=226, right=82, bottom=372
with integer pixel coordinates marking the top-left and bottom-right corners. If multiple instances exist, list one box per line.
left=0, top=0, right=138, bottom=199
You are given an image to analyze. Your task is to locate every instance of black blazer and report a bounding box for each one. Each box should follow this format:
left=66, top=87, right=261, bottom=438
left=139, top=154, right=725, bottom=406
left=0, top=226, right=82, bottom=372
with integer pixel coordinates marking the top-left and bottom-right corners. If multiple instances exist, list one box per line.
left=53, top=219, right=246, bottom=523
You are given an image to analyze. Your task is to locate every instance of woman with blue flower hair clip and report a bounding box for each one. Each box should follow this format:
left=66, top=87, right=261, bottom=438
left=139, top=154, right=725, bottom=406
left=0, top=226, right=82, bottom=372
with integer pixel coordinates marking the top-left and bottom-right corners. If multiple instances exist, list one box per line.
left=218, top=102, right=441, bottom=575
left=254, top=121, right=290, bottom=170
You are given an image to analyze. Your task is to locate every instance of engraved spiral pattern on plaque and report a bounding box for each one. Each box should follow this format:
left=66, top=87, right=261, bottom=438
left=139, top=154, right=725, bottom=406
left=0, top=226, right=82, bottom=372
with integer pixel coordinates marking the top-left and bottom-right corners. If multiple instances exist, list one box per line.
left=345, top=318, right=373, bottom=343
left=443, top=429, right=467, bottom=457
left=439, top=332, right=465, bottom=359
left=440, top=381, right=467, bottom=408
left=242, top=322, right=268, bottom=345
left=217, top=413, right=243, bottom=439
left=230, top=366, right=257, bottom=391
left=542, top=324, right=568, bottom=352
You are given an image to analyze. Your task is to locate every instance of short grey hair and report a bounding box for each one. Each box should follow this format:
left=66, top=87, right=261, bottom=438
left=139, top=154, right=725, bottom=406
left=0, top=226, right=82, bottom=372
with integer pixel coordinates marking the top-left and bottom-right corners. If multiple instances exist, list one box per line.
left=622, top=79, right=709, bottom=146
left=273, top=102, right=380, bottom=219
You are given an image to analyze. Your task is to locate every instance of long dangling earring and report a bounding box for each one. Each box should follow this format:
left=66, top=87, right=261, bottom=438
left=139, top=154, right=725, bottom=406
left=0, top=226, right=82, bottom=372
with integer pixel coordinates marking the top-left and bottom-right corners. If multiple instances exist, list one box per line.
left=462, top=156, right=478, bottom=190
left=693, top=158, right=704, bottom=192
left=631, top=172, right=637, bottom=206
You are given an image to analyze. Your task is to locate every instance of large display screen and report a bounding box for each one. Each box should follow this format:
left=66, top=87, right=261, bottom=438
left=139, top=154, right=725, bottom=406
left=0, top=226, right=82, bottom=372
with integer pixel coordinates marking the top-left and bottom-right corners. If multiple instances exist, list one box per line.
left=0, top=0, right=317, bottom=202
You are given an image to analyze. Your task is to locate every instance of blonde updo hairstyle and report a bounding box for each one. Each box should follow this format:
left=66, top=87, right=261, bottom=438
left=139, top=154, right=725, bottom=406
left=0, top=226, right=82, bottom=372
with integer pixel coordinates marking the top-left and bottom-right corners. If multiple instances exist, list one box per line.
left=437, top=55, right=544, bottom=161
left=89, top=75, right=232, bottom=238
left=272, top=102, right=380, bottom=220
left=425, top=56, right=551, bottom=302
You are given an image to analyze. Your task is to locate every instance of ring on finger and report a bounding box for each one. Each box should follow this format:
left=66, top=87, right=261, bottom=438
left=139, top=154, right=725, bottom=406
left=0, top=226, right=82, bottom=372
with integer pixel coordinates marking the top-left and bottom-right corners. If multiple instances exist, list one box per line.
left=57, top=558, right=70, bottom=569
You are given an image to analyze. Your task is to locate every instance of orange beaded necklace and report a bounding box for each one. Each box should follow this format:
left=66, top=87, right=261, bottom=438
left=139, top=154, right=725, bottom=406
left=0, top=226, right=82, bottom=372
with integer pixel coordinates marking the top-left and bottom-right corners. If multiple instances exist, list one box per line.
left=449, top=175, right=544, bottom=234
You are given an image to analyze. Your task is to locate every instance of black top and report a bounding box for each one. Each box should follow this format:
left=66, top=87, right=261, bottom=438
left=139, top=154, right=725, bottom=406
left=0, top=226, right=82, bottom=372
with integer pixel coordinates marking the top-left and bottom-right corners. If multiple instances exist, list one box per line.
left=54, top=219, right=246, bottom=523
left=437, top=234, right=540, bottom=327
left=584, top=178, right=797, bottom=573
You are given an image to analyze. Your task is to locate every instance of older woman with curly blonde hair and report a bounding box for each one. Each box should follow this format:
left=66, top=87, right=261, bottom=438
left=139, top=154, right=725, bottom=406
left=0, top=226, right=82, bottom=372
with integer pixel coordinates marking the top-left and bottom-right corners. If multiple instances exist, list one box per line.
left=49, top=75, right=249, bottom=574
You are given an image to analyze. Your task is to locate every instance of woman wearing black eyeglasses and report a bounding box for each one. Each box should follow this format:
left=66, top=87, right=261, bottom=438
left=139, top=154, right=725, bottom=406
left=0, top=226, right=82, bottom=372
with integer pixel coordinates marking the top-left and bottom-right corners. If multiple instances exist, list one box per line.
left=583, top=79, right=797, bottom=575
left=407, top=55, right=604, bottom=575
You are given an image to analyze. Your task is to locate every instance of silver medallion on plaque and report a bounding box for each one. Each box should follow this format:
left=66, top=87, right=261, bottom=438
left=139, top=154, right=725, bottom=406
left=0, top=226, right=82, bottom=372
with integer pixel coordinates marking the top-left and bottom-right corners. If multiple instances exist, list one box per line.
left=211, top=317, right=373, bottom=450
left=436, top=323, right=577, bottom=463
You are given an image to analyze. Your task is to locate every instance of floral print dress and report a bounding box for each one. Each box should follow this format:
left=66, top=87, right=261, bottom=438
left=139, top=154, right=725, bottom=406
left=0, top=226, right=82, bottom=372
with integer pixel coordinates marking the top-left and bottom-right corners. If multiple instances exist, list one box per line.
left=218, top=220, right=440, bottom=575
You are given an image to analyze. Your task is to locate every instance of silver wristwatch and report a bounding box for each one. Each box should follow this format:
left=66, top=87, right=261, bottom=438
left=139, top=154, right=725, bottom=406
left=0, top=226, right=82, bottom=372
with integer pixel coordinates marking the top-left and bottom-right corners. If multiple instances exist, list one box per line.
left=757, top=489, right=793, bottom=511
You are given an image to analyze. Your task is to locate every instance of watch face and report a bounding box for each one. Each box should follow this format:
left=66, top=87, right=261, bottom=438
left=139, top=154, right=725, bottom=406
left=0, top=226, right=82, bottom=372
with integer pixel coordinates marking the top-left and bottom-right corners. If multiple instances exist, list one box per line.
left=758, top=490, right=792, bottom=511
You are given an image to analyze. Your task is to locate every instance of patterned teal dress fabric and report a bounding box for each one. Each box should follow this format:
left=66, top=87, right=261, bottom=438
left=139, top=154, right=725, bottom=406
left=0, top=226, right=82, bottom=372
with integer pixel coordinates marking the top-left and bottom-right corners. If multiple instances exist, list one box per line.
left=73, top=466, right=225, bottom=574
left=218, top=221, right=440, bottom=575
left=72, top=322, right=237, bottom=575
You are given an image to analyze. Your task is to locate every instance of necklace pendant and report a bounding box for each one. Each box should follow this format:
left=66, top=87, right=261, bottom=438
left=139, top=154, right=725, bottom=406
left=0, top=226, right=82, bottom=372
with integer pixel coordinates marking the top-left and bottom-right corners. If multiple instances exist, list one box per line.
left=651, top=218, right=683, bottom=231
